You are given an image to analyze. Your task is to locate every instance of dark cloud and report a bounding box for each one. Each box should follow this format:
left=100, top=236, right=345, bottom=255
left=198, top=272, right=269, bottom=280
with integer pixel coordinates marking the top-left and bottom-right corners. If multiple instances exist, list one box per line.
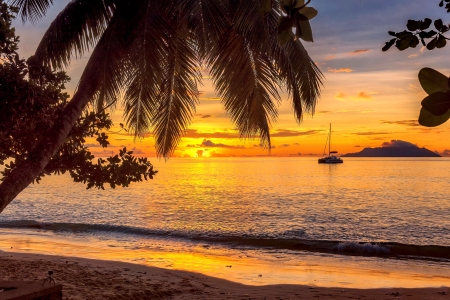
left=184, top=129, right=238, bottom=139
left=201, top=139, right=245, bottom=149
left=354, top=132, right=390, bottom=136
left=201, top=115, right=212, bottom=119
left=354, top=145, right=361, bottom=147
left=381, top=140, right=417, bottom=148
left=84, top=143, right=100, bottom=147
left=279, top=144, right=290, bottom=147
left=271, top=129, right=321, bottom=137
left=381, top=120, right=420, bottom=127
left=131, top=147, right=145, bottom=154
left=437, top=149, right=450, bottom=156
left=349, top=49, right=370, bottom=55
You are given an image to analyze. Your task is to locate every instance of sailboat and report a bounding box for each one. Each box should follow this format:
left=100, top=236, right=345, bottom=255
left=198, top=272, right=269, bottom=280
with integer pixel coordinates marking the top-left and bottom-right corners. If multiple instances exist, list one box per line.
left=318, top=124, right=343, bottom=164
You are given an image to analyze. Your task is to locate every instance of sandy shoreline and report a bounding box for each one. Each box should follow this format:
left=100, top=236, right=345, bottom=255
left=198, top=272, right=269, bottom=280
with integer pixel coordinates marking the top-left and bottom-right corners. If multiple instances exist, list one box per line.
left=0, top=251, right=448, bottom=299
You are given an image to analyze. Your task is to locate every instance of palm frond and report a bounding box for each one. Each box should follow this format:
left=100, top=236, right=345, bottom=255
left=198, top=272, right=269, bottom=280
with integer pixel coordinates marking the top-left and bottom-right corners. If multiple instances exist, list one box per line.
left=173, top=0, right=229, bottom=61
left=152, top=26, right=202, bottom=158
left=208, top=29, right=281, bottom=148
left=9, top=0, right=53, bottom=23
left=34, top=0, right=116, bottom=69
left=76, top=1, right=137, bottom=111
left=281, top=38, right=323, bottom=122
left=122, top=1, right=168, bottom=138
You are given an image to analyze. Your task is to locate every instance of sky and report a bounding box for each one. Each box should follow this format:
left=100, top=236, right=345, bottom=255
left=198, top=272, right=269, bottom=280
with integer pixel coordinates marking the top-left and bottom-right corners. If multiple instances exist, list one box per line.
left=11, top=0, right=450, bottom=158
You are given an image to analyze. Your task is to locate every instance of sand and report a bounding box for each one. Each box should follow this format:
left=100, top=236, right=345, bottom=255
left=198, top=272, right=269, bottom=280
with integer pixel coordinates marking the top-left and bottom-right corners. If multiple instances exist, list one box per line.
left=0, top=251, right=449, bottom=300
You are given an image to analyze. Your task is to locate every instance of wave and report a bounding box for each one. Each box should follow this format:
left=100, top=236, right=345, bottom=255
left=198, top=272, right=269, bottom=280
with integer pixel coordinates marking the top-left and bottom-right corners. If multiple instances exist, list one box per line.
left=1, top=220, right=449, bottom=261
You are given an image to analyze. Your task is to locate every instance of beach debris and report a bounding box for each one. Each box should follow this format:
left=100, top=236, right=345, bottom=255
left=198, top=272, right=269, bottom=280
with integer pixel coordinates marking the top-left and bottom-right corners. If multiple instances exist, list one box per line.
left=226, top=265, right=232, bottom=268
left=42, top=270, right=55, bottom=285
left=390, top=292, right=401, bottom=296
left=438, top=291, right=448, bottom=295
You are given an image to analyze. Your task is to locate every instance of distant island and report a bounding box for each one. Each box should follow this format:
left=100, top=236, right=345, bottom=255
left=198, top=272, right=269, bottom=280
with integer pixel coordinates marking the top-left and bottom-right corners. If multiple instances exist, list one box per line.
left=342, top=140, right=441, bottom=157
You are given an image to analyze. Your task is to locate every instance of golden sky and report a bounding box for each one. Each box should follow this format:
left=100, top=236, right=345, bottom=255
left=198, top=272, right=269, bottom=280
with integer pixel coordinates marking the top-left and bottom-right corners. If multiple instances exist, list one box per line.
left=13, top=0, right=450, bottom=157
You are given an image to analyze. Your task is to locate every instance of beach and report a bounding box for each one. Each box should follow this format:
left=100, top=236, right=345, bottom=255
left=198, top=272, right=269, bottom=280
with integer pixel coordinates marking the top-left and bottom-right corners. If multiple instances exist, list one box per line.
left=1, top=251, right=449, bottom=300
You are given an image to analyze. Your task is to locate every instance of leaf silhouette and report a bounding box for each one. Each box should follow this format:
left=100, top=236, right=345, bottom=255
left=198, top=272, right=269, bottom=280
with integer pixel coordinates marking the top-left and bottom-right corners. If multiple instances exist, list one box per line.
left=418, top=107, right=450, bottom=127
left=421, top=91, right=450, bottom=116
left=418, top=67, right=449, bottom=95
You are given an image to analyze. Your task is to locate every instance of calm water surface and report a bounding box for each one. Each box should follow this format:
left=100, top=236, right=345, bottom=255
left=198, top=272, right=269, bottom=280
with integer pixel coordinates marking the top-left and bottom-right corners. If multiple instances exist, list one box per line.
left=2, top=157, right=449, bottom=245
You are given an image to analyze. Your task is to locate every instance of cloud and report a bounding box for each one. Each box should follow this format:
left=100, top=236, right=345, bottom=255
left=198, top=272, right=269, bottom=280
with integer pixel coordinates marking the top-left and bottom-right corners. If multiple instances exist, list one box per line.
left=201, top=115, right=212, bottom=119
left=84, top=143, right=100, bottom=147
left=184, top=129, right=238, bottom=139
left=271, top=129, right=321, bottom=137
left=201, top=139, right=244, bottom=149
left=354, top=145, right=361, bottom=147
left=357, top=92, right=372, bottom=99
left=279, top=144, right=290, bottom=148
left=381, top=140, right=417, bottom=148
left=200, top=97, right=221, bottom=101
left=317, top=110, right=331, bottom=114
left=349, top=49, right=370, bottom=55
left=325, top=55, right=336, bottom=60
left=131, top=147, right=145, bottom=154
left=440, top=149, right=450, bottom=157
left=335, top=92, right=346, bottom=100
left=381, top=120, right=420, bottom=127
left=209, top=151, right=228, bottom=157
left=408, top=54, right=419, bottom=58
left=335, top=92, right=375, bottom=101
left=354, top=132, right=390, bottom=136
left=196, top=150, right=204, bottom=157
left=327, top=67, right=353, bottom=73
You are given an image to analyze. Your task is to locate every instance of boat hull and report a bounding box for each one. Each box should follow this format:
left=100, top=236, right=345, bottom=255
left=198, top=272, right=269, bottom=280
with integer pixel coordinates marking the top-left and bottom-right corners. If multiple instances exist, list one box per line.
left=318, top=158, right=343, bottom=164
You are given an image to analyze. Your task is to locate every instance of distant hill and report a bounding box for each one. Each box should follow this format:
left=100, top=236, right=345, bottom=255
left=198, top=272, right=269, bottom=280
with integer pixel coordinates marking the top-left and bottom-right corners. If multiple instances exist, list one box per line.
left=342, top=146, right=441, bottom=157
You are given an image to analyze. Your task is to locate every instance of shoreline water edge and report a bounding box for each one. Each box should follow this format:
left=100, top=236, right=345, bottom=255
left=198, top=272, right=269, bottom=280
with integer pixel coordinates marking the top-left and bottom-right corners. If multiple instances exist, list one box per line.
left=1, top=250, right=449, bottom=300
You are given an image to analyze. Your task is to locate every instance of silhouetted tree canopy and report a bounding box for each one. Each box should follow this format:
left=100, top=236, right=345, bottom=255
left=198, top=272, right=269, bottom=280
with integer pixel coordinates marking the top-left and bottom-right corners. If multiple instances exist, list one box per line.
left=0, top=0, right=322, bottom=213
left=0, top=1, right=157, bottom=191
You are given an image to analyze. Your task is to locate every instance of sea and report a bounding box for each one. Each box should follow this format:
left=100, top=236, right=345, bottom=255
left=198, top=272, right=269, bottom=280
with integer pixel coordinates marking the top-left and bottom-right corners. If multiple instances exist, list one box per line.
left=1, top=157, right=450, bottom=288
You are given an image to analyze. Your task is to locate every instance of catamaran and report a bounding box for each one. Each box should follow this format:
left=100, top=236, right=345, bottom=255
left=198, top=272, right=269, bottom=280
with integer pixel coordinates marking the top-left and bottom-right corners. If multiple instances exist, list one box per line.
left=318, top=124, right=343, bottom=164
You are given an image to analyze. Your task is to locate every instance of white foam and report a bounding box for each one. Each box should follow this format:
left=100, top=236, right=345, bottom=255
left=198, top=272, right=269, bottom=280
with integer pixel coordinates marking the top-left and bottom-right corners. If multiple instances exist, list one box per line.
left=335, top=242, right=390, bottom=254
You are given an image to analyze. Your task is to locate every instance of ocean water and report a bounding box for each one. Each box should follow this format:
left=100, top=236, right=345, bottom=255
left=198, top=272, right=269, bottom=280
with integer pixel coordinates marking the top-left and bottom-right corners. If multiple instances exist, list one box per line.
left=1, top=157, right=450, bottom=286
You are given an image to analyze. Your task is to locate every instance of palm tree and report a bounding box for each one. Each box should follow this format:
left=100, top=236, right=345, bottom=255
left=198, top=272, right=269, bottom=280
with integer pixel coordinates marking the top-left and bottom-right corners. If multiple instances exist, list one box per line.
left=0, top=0, right=322, bottom=212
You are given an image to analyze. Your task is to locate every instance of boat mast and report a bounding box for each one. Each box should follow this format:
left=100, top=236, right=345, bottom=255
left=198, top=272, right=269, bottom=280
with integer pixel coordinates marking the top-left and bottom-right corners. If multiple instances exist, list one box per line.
left=329, top=123, right=331, bottom=156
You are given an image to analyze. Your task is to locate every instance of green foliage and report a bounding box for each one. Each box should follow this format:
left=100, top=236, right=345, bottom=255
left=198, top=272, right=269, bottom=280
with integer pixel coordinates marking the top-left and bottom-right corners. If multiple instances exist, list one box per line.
left=383, top=16, right=448, bottom=52
left=0, top=1, right=157, bottom=189
left=417, top=68, right=450, bottom=126
left=383, top=1, right=450, bottom=128
left=418, top=67, right=449, bottom=95
left=278, top=0, right=317, bottom=45
left=418, top=107, right=450, bottom=127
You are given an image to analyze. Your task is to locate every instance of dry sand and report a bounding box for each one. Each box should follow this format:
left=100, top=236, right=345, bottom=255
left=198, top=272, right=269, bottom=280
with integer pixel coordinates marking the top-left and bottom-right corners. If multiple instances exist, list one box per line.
left=0, top=251, right=449, bottom=300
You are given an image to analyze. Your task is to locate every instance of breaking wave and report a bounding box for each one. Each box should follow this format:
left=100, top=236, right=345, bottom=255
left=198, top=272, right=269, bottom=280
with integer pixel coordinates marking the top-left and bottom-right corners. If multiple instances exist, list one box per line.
left=1, top=220, right=449, bottom=261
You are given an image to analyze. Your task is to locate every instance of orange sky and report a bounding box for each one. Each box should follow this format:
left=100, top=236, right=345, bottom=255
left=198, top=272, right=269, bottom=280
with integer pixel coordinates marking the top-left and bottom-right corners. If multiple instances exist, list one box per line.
left=13, top=0, right=450, bottom=158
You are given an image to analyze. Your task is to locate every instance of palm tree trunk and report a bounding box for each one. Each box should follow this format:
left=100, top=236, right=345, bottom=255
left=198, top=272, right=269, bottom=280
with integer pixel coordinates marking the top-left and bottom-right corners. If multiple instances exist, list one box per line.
left=0, top=86, right=93, bottom=213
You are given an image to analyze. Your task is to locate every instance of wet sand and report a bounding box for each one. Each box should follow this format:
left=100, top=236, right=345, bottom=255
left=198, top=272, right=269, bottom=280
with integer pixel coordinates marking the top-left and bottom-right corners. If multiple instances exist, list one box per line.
left=1, top=251, right=449, bottom=299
